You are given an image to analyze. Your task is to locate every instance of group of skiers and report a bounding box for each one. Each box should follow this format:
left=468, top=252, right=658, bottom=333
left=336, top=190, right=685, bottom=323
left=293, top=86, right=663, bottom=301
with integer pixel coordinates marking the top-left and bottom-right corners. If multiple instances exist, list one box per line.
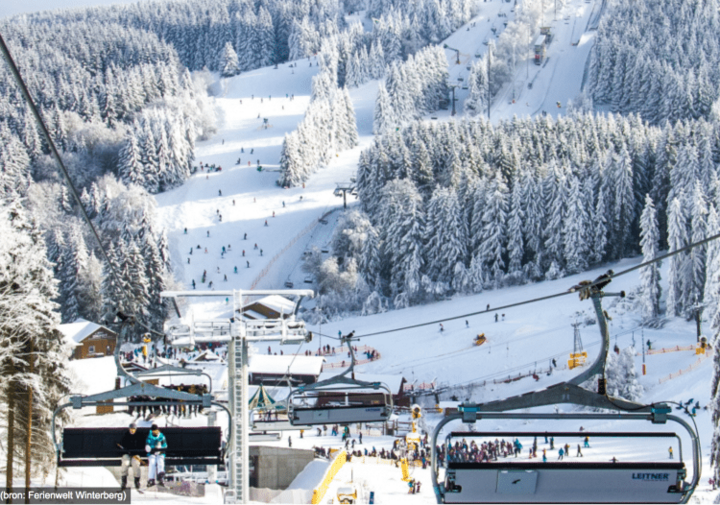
left=440, top=435, right=592, bottom=465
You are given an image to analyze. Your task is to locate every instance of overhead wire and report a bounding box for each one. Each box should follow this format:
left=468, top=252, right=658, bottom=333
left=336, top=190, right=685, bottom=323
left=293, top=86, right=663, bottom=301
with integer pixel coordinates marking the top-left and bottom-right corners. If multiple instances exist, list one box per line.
left=352, top=231, right=720, bottom=340
left=0, top=32, right=164, bottom=338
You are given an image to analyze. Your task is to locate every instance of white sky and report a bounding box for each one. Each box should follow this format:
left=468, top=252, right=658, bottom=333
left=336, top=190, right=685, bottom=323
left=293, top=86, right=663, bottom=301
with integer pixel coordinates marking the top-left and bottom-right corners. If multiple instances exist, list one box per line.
left=0, top=0, right=148, bottom=20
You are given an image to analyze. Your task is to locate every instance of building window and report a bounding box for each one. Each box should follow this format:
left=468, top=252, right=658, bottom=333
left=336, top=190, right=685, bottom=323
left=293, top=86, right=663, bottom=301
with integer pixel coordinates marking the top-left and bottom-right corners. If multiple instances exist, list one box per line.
left=88, top=345, right=95, bottom=354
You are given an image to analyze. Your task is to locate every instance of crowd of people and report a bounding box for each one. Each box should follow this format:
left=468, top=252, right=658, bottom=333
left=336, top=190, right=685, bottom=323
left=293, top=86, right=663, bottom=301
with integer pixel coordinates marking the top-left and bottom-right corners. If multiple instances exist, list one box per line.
left=438, top=435, right=593, bottom=465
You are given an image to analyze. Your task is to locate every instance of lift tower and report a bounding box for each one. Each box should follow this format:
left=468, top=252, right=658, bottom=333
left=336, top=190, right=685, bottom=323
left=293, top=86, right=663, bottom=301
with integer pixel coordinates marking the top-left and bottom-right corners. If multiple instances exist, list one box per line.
left=162, top=289, right=314, bottom=504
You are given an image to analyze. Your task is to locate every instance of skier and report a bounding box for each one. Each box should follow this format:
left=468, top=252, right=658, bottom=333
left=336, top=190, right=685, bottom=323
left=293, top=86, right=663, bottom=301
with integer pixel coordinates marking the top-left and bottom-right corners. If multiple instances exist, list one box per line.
left=583, top=436, right=590, bottom=448
left=207, top=230, right=210, bottom=237
left=244, top=233, right=247, bottom=240
left=189, top=247, right=193, bottom=255
left=439, top=324, right=444, bottom=332
left=247, top=261, right=250, bottom=268
left=495, top=313, right=499, bottom=322
left=260, top=249, right=263, bottom=256
left=272, top=211, right=275, bottom=217
left=558, top=448, right=564, bottom=460
left=288, top=436, right=292, bottom=448
left=234, top=266, right=238, bottom=274
left=577, top=444, right=583, bottom=457
left=224, top=274, right=227, bottom=281
left=145, top=424, right=167, bottom=487
left=465, top=320, right=469, bottom=328
left=219, top=190, right=222, bottom=196
left=192, top=280, right=196, bottom=289
left=264, top=220, right=268, bottom=226
left=282, top=201, right=285, bottom=207
left=669, top=447, right=673, bottom=459
left=117, top=423, right=144, bottom=491
left=184, top=228, right=187, bottom=234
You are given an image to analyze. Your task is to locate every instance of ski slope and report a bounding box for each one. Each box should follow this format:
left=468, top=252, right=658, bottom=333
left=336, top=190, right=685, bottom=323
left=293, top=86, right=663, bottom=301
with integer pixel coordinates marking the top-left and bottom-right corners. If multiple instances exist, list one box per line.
left=59, top=0, right=720, bottom=502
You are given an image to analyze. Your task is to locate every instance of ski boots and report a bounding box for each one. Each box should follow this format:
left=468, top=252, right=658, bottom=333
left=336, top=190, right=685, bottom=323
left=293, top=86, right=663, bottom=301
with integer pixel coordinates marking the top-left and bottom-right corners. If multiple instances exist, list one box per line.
left=158, top=473, right=166, bottom=487
left=134, top=477, right=141, bottom=490
left=120, top=476, right=127, bottom=490
left=147, top=479, right=155, bottom=488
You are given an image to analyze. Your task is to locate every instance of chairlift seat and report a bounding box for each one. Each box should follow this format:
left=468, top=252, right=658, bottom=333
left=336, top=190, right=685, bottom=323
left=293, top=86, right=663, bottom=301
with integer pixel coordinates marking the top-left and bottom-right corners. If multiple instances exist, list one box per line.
left=285, top=281, right=294, bottom=288
left=291, top=404, right=390, bottom=425
left=59, top=427, right=223, bottom=467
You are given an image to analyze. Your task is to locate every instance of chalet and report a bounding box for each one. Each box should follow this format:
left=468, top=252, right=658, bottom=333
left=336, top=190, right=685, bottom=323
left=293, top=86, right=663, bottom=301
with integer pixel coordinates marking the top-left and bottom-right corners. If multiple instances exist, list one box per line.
left=241, top=295, right=296, bottom=320
left=314, top=372, right=408, bottom=408
left=248, top=354, right=325, bottom=386
left=59, top=319, right=117, bottom=360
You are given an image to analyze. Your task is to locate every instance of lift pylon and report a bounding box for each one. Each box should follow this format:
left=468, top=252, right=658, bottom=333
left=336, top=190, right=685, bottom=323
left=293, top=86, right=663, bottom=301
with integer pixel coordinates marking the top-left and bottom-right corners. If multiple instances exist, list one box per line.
left=162, top=289, right=314, bottom=504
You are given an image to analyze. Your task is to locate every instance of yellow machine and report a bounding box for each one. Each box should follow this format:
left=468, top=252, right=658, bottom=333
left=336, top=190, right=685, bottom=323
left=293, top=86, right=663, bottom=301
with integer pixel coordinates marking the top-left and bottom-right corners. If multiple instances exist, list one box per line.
left=337, top=486, right=357, bottom=504
left=568, top=351, right=588, bottom=369
left=474, top=333, right=487, bottom=346
left=400, top=458, right=411, bottom=482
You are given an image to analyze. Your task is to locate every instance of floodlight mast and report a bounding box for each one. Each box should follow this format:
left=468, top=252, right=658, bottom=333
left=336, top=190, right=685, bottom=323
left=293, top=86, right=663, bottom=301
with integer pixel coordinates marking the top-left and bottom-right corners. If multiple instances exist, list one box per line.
left=161, top=289, right=314, bottom=504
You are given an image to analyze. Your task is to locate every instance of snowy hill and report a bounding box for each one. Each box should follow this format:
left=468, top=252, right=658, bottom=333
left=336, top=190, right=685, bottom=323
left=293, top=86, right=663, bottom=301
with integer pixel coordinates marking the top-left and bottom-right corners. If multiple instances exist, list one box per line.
left=70, top=0, right=720, bottom=501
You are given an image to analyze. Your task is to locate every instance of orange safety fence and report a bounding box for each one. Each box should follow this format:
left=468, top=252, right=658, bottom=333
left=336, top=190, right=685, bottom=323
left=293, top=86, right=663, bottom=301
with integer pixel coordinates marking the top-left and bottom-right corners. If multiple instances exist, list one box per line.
left=658, top=353, right=711, bottom=384
left=637, top=344, right=697, bottom=356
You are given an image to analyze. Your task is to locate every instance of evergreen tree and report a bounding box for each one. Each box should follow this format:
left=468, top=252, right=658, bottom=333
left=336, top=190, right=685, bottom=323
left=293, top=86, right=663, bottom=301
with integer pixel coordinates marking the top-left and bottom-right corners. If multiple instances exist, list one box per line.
left=666, top=197, right=688, bottom=317
left=221, top=42, right=241, bottom=77
left=639, top=194, right=662, bottom=323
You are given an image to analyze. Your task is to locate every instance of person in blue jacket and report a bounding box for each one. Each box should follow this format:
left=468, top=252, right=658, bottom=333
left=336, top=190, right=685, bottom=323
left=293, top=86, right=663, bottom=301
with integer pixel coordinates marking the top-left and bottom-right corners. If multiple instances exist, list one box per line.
left=145, top=424, right=167, bottom=487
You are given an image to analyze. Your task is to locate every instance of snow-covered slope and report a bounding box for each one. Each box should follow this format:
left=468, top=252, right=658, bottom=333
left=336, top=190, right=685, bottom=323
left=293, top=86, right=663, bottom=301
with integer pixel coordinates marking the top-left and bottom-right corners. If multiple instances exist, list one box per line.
left=110, top=0, right=720, bottom=501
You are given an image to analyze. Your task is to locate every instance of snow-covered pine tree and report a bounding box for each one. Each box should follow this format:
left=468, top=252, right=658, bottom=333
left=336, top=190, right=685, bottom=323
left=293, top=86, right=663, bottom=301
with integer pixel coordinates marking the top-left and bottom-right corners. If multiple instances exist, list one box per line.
left=686, top=180, right=708, bottom=318
left=374, top=81, right=395, bottom=135
left=563, top=175, right=589, bottom=275
left=477, top=173, right=508, bottom=289
left=220, top=42, right=240, bottom=77
left=639, top=194, right=662, bottom=323
left=505, top=170, right=526, bottom=285
left=666, top=197, right=688, bottom=317
left=0, top=200, right=72, bottom=485
left=424, top=187, right=467, bottom=295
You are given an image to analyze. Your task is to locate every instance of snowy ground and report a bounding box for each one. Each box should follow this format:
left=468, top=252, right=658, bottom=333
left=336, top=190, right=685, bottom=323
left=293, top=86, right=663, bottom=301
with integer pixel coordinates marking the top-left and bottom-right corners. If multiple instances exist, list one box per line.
left=52, top=0, right=720, bottom=502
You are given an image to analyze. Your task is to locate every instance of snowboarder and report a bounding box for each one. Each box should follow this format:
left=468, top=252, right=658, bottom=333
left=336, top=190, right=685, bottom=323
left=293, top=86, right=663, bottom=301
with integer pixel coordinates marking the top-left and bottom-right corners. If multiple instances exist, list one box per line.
left=146, top=424, right=167, bottom=487
left=583, top=436, right=590, bottom=448
left=117, top=423, right=144, bottom=491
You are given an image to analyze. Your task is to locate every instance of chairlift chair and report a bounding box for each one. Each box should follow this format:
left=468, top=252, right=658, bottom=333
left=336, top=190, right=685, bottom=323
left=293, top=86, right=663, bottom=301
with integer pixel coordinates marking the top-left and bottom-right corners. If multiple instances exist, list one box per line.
left=287, top=336, right=393, bottom=426
left=431, top=272, right=701, bottom=504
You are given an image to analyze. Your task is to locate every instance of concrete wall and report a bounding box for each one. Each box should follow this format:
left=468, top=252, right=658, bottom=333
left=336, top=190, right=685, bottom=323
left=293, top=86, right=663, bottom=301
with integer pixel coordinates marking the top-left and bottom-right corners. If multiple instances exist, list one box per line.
left=250, top=446, right=315, bottom=490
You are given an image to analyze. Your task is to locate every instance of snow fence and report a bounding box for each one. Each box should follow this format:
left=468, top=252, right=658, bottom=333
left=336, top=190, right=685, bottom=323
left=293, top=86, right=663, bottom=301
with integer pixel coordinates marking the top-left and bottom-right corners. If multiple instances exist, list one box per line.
left=311, top=449, right=347, bottom=504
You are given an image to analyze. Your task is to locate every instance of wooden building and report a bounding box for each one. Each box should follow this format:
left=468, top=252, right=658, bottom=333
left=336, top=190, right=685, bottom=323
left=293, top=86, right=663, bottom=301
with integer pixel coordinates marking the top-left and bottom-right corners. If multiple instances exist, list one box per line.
left=59, top=319, right=117, bottom=360
left=241, top=295, right=296, bottom=320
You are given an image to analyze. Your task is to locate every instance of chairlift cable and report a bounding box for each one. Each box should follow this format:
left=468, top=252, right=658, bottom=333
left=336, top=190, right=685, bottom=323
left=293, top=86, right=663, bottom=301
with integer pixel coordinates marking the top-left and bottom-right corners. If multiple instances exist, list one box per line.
left=0, top=33, right=164, bottom=338
left=352, top=231, right=720, bottom=340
